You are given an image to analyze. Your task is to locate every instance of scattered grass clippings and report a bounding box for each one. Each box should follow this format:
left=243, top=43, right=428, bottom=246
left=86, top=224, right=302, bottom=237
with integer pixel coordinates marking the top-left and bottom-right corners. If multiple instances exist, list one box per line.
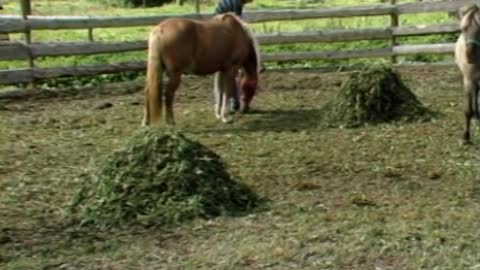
left=3, top=68, right=480, bottom=270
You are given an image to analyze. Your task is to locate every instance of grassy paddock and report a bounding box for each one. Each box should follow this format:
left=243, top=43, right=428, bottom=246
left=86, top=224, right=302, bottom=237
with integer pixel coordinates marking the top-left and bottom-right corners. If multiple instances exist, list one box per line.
left=1, top=66, right=480, bottom=270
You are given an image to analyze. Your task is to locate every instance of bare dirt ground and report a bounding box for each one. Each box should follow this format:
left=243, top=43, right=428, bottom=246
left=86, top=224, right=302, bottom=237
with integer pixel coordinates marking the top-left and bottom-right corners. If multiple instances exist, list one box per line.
left=1, top=67, right=480, bottom=270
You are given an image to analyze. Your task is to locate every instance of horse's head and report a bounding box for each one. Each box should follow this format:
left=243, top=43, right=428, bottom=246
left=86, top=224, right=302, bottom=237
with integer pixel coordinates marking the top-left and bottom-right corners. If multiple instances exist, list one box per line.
left=239, top=73, right=257, bottom=113
left=460, top=4, right=480, bottom=64
left=239, top=40, right=263, bottom=113
left=215, top=12, right=262, bottom=113
left=235, top=17, right=262, bottom=113
left=238, top=34, right=263, bottom=112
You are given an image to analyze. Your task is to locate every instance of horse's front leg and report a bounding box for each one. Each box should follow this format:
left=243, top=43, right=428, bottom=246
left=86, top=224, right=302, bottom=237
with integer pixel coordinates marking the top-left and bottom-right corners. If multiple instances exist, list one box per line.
left=463, top=79, right=476, bottom=143
left=165, top=73, right=181, bottom=125
left=220, top=70, right=237, bottom=123
left=213, top=72, right=223, bottom=120
left=475, top=81, right=480, bottom=119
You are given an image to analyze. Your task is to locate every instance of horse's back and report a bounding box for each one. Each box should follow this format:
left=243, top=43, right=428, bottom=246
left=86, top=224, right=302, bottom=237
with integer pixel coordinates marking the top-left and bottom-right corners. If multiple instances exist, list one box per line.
left=151, top=18, right=200, bottom=72
left=154, top=18, right=198, bottom=46
left=150, top=14, right=252, bottom=75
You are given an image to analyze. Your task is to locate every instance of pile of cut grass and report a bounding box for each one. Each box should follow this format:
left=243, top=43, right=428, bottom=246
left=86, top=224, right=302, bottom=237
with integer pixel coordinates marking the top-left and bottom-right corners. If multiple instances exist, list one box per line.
left=67, top=128, right=260, bottom=228
left=321, top=66, right=435, bottom=128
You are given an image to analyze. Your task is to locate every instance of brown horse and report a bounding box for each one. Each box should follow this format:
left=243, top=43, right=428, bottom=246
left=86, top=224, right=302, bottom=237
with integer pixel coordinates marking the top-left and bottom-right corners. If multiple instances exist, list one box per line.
left=455, top=4, right=480, bottom=143
left=142, top=12, right=261, bottom=126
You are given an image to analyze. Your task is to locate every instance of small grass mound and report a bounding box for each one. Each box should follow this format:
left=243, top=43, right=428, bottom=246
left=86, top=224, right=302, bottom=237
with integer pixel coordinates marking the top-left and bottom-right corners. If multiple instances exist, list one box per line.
left=321, top=67, right=434, bottom=127
left=67, top=128, right=260, bottom=228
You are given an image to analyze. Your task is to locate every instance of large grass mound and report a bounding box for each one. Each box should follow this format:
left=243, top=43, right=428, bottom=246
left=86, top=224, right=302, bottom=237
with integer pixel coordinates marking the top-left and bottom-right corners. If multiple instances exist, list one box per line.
left=68, top=128, right=260, bottom=228
left=321, top=67, right=434, bottom=128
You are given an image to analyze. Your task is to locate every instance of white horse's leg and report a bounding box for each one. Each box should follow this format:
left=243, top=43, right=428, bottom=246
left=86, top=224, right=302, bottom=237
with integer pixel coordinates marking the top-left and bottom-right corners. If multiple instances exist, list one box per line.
left=220, top=71, right=235, bottom=123
left=221, top=85, right=232, bottom=123
left=214, top=72, right=222, bottom=120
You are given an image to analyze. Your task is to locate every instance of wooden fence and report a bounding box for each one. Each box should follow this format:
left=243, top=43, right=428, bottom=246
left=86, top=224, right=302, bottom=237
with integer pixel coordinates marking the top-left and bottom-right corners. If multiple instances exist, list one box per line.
left=0, top=0, right=478, bottom=85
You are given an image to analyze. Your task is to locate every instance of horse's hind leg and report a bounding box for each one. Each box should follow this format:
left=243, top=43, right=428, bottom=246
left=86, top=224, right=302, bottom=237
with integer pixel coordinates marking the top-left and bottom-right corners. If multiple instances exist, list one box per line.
left=142, top=86, right=150, bottom=126
left=165, top=72, right=181, bottom=125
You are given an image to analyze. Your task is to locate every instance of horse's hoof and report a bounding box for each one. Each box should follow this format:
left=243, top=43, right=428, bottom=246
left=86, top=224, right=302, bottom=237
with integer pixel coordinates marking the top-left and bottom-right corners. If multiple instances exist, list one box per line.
left=166, top=118, right=176, bottom=126
left=463, top=133, right=471, bottom=145
left=232, top=103, right=240, bottom=112
left=222, top=116, right=233, bottom=124
left=215, top=113, right=222, bottom=120
left=240, top=107, right=250, bottom=114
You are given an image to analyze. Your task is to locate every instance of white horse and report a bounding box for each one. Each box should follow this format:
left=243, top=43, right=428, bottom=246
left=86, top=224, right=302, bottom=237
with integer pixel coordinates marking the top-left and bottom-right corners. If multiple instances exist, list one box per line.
left=455, top=4, right=480, bottom=143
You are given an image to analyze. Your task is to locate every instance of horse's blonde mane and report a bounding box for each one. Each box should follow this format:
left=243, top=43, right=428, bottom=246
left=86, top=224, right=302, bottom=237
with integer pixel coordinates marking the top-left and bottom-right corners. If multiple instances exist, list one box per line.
left=237, top=18, right=262, bottom=74
left=216, top=13, right=262, bottom=74
left=460, top=5, right=480, bottom=30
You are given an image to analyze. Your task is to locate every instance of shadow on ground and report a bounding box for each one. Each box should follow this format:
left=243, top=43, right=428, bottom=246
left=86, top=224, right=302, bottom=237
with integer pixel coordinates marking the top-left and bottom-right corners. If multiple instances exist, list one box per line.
left=194, top=107, right=326, bottom=134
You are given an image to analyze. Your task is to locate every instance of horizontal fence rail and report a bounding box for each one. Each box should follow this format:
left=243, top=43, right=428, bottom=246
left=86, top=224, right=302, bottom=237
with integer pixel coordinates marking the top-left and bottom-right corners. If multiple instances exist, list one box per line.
left=0, top=23, right=460, bottom=61
left=0, top=14, right=208, bottom=33
left=0, top=0, right=477, bottom=33
left=0, top=0, right=477, bottom=85
left=0, top=43, right=456, bottom=84
left=0, top=41, right=148, bottom=60
left=0, top=61, right=145, bottom=84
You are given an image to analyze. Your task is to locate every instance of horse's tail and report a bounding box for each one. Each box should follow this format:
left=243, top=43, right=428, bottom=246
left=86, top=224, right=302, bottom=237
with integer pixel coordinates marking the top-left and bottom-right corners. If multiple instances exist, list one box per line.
left=145, top=30, right=163, bottom=124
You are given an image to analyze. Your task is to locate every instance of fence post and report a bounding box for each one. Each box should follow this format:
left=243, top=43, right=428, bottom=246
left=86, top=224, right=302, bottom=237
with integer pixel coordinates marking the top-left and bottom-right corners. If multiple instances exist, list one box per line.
left=20, top=0, right=34, bottom=68
left=389, top=0, right=398, bottom=64
left=88, top=28, right=94, bottom=42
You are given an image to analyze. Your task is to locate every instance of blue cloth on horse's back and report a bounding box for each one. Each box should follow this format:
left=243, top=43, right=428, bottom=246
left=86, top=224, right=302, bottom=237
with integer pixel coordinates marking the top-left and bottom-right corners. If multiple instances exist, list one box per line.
left=215, top=0, right=243, bottom=16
